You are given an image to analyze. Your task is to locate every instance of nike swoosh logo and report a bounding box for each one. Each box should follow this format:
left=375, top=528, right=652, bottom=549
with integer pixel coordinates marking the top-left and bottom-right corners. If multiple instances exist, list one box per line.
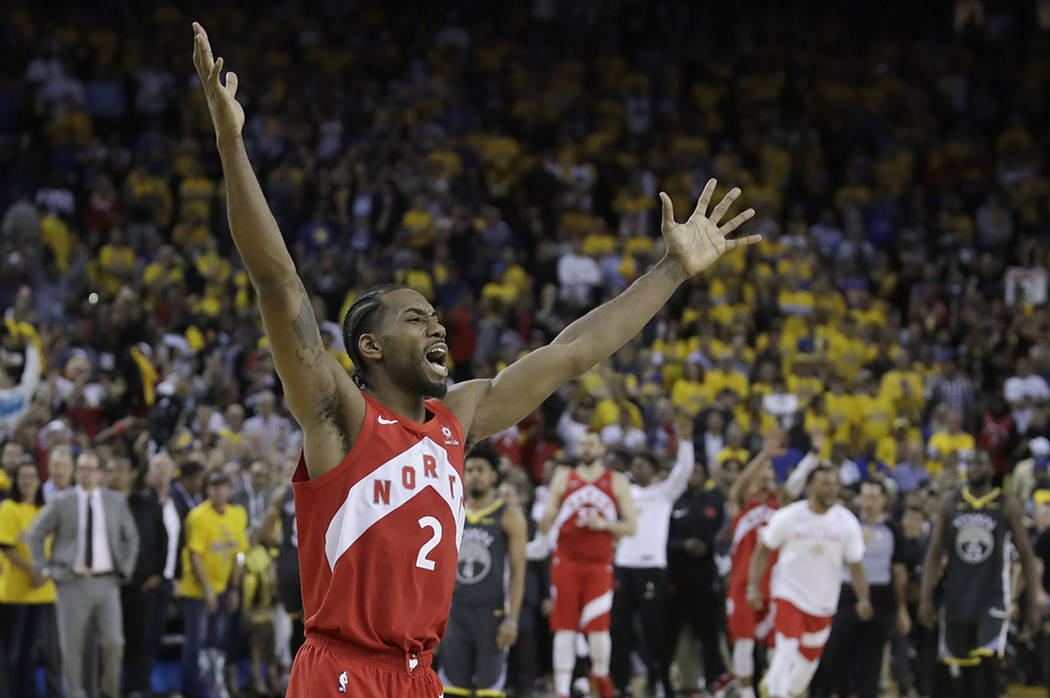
left=378, top=416, right=399, bottom=425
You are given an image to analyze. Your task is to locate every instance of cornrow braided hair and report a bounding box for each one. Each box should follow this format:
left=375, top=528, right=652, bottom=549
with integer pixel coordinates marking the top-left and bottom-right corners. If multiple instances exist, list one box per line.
left=341, top=284, right=407, bottom=388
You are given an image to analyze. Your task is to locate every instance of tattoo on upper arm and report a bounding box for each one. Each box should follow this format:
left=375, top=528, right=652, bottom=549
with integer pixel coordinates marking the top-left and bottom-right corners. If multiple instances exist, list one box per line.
left=292, top=283, right=325, bottom=367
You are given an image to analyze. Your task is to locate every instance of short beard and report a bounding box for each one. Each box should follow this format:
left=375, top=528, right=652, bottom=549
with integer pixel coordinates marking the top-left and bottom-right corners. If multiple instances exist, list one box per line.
left=968, top=474, right=992, bottom=490
left=423, top=378, right=448, bottom=399
left=408, top=364, right=448, bottom=399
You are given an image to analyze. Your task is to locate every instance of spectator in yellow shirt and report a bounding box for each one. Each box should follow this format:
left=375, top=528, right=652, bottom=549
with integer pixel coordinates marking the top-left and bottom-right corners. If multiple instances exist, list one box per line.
left=825, top=375, right=861, bottom=445
left=179, top=472, right=248, bottom=698
left=879, top=351, right=925, bottom=415
left=671, top=361, right=710, bottom=415
left=926, top=411, right=976, bottom=477
left=0, top=462, right=61, bottom=696
left=95, top=227, right=137, bottom=297
left=855, top=370, right=896, bottom=447
left=876, top=418, right=923, bottom=467
left=706, top=354, right=749, bottom=399
left=717, top=424, right=751, bottom=465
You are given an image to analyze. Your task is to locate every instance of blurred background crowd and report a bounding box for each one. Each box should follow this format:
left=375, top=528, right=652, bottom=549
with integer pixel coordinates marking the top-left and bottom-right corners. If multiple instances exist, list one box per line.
left=3, top=0, right=1050, bottom=696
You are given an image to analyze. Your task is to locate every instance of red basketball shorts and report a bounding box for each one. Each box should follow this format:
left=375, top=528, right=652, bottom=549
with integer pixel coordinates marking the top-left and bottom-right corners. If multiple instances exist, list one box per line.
left=287, top=633, right=444, bottom=698
left=772, top=598, right=833, bottom=662
left=550, top=554, right=613, bottom=633
left=726, top=586, right=775, bottom=644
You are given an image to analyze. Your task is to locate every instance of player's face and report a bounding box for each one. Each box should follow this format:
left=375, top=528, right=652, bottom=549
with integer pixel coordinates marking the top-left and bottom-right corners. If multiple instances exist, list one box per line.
left=375, top=290, right=448, bottom=399
left=464, top=457, right=498, bottom=498
left=810, top=470, right=840, bottom=508
left=754, top=463, right=775, bottom=494
left=577, top=432, right=604, bottom=466
left=966, top=452, right=993, bottom=487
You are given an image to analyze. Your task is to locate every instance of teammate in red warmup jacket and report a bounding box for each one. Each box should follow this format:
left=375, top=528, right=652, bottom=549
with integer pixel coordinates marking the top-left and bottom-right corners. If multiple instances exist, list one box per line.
left=724, top=429, right=819, bottom=698
left=540, top=432, right=636, bottom=698
left=191, top=22, right=761, bottom=696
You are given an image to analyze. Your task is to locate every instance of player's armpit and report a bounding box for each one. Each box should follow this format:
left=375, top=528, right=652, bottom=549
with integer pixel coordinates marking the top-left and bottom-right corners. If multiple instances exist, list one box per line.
left=254, top=279, right=364, bottom=459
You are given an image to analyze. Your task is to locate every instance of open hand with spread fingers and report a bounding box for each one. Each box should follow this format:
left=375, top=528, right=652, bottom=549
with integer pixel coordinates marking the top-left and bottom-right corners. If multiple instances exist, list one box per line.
left=660, top=179, right=760, bottom=278
left=192, top=22, right=244, bottom=147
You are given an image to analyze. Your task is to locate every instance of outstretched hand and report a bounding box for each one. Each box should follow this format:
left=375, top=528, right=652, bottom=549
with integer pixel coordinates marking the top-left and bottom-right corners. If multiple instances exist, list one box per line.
left=660, top=179, right=760, bottom=278
left=192, top=22, right=244, bottom=145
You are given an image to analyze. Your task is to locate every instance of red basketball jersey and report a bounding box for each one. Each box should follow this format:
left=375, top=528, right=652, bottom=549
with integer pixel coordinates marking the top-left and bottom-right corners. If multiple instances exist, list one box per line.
left=552, top=468, right=618, bottom=564
left=729, top=491, right=780, bottom=595
left=292, top=394, right=466, bottom=654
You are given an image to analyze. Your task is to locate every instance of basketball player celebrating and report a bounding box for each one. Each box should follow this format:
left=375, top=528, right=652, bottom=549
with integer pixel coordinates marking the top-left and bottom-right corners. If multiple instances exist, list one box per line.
left=192, top=22, right=759, bottom=698
left=918, top=451, right=1039, bottom=698
left=725, top=430, right=817, bottom=698
left=440, top=443, right=527, bottom=697
left=540, top=432, right=636, bottom=698
left=747, top=466, right=871, bottom=698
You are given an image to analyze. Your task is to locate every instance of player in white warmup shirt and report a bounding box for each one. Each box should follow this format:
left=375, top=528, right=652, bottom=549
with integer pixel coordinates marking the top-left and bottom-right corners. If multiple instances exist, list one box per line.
left=746, top=465, right=872, bottom=698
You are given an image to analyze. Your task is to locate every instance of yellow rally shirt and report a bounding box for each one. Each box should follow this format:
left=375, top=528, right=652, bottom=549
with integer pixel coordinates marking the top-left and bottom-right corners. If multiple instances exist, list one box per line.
left=180, top=501, right=249, bottom=599
left=0, top=500, right=56, bottom=604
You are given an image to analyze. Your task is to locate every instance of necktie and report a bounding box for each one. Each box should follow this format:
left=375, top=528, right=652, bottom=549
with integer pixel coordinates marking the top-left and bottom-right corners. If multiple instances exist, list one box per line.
left=85, top=494, right=94, bottom=570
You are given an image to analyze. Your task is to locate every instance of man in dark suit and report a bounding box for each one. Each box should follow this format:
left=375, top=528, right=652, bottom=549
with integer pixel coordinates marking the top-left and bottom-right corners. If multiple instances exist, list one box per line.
left=27, top=450, right=140, bottom=698
left=171, top=459, right=205, bottom=520
left=124, top=453, right=181, bottom=698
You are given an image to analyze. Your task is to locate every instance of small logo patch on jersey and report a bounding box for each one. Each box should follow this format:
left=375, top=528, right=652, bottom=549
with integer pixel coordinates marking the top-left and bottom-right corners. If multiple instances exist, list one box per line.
left=378, top=416, right=399, bottom=425
left=409, top=655, right=419, bottom=671
left=337, top=671, right=349, bottom=693
left=441, top=425, right=460, bottom=445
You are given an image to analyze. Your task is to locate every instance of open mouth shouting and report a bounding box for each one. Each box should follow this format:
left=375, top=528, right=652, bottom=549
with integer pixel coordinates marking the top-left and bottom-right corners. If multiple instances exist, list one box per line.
left=424, top=343, right=448, bottom=379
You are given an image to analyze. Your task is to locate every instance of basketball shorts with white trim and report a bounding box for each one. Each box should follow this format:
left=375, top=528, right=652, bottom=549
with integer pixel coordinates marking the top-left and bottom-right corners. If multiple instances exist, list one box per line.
left=771, top=597, right=832, bottom=662
left=938, top=606, right=1009, bottom=665
left=550, top=553, right=613, bottom=632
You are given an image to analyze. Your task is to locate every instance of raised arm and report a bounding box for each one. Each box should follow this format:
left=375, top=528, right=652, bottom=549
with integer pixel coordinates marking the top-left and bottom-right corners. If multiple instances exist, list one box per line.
left=782, top=429, right=824, bottom=500
left=655, top=410, right=697, bottom=501
left=539, top=468, right=570, bottom=535
left=728, top=429, right=786, bottom=516
left=447, top=181, right=759, bottom=444
left=192, top=23, right=361, bottom=474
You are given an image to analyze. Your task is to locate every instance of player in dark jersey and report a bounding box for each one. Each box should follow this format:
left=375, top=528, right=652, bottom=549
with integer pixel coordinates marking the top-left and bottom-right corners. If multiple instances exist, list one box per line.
left=440, top=443, right=527, bottom=697
left=261, top=481, right=304, bottom=663
left=192, top=21, right=759, bottom=698
left=919, top=451, right=1040, bottom=698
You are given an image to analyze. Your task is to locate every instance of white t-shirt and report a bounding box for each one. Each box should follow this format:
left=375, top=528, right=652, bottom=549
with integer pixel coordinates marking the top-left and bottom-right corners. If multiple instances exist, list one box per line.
left=760, top=500, right=865, bottom=616
left=615, top=441, right=695, bottom=569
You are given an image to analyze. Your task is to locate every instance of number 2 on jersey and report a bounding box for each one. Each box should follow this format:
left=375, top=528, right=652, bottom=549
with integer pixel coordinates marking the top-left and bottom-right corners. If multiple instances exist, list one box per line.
left=416, top=516, right=443, bottom=570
